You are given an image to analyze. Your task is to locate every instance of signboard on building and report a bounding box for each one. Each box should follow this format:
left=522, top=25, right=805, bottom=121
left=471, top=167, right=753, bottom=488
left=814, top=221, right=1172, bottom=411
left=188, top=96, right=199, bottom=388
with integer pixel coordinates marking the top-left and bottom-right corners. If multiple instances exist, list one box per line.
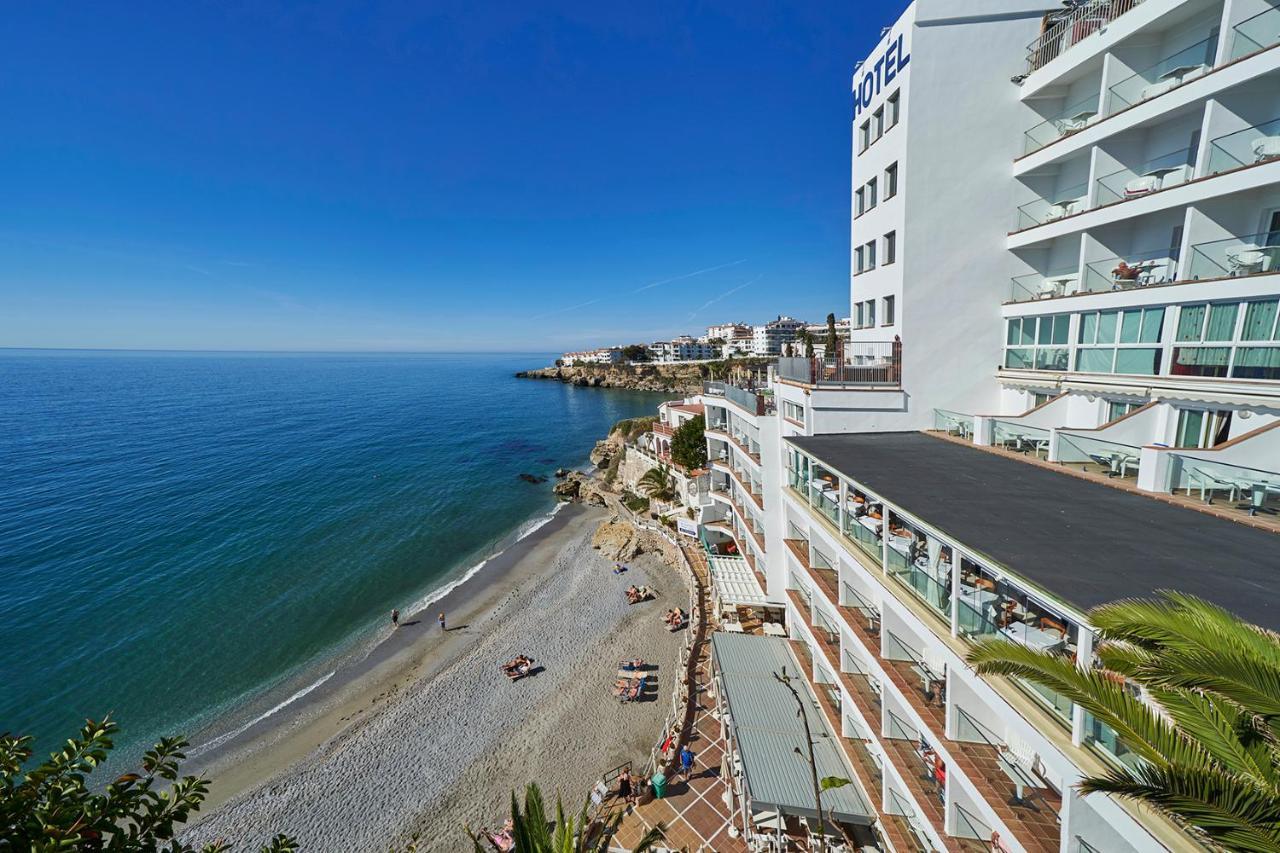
left=853, top=32, right=909, bottom=119
left=676, top=517, right=699, bottom=538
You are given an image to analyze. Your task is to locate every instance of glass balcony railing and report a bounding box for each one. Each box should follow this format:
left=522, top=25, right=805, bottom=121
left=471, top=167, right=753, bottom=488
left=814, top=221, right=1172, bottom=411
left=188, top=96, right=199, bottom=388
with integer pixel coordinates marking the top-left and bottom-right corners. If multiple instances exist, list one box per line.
left=1015, top=181, right=1089, bottom=229
left=1057, top=432, right=1143, bottom=479
left=1009, top=269, right=1082, bottom=301
left=841, top=506, right=883, bottom=561
left=1106, top=36, right=1217, bottom=114
left=810, top=486, right=840, bottom=527
left=991, top=420, right=1051, bottom=456
left=1094, top=146, right=1195, bottom=205
left=1084, top=711, right=1144, bottom=770
left=842, top=582, right=881, bottom=632
left=1186, top=231, right=1280, bottom=280
left=957, top=580, right=1001, bottom=639
left=887, top=546, right=951, bottom=619
left=1228, top=5, right=1280, bottom=60
left=1082, top=247, right=1180, bottom=292
left=955, top=708, right=1059, bottom=818
left=1166, top=454, right=1280, bottom=515
left=1023, top=95, right=1100, bottom=155
left=1206, top=116, right=1280, bottom=175
left=933, top=408, right=975, bottom=439
left=954, top=805, right=993, bottom=845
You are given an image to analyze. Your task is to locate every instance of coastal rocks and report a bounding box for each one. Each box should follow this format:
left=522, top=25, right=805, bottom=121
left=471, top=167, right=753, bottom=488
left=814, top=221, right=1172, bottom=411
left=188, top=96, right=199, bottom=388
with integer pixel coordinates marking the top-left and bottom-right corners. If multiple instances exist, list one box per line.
left=552, top=477, right=581, bottom=501
left=513, top=362, right=723, bottom=394
left=554, top=468, right=569, bottom=478
left=592, top=517, right=642, bottom=561
left=518, top=473, right=548, bottom=484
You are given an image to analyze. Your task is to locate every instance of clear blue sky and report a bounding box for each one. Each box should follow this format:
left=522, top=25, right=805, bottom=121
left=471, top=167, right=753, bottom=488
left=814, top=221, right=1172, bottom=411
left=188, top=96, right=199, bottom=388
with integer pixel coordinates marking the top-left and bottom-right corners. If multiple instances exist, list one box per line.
left=1, top=1, right=898, bottom=352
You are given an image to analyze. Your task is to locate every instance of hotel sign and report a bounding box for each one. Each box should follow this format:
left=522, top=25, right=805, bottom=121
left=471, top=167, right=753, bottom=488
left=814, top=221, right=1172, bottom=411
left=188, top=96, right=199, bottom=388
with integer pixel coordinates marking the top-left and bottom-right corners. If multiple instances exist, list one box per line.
left=853, top=33, right=910, bottom=119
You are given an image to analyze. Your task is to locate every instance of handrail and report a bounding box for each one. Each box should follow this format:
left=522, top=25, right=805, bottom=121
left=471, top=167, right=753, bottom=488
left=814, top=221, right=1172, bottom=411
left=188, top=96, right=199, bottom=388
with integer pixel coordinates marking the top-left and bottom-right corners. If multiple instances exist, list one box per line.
left=1024, top=0, right=1145, bottom=75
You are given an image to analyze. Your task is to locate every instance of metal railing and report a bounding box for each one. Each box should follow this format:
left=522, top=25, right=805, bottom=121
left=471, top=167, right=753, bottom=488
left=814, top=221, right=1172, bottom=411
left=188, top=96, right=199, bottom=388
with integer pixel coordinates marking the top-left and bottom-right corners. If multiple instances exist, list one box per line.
left=1229, top=4, right=1280, bottom=60
left=1015, top=180, right=1089, bottom=229
left=1207, top=115, right=1280, bottom=174
left=1025, top=0, right=1146, bottom=75
left=1186, top=230, right=1280, bottom=280
left=991, top=420, right=1051, bottom=457
left=775, top=341, right=901, bottom=387
left=1023, top=93, right=1100, bottom=155
left=1106, top=35, right=1216, bottom=113
left=843, top=582, right=881, bottom=633
left=1094, top=146, right=1195, bottom=205
left=956, top=708, right=1060, bottom=820
left=954, top=804, right=994, bottom=847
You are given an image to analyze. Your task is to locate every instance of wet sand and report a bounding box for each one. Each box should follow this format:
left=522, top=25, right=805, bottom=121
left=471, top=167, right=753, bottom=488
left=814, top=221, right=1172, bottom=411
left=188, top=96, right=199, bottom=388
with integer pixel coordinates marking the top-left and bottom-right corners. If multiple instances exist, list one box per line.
left=181, top=502, right=690, bottom=851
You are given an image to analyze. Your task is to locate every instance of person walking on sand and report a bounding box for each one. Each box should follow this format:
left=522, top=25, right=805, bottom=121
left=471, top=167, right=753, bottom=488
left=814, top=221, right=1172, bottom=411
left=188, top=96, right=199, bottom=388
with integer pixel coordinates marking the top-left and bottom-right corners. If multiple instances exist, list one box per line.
left=678, top=745, right=696, bottom=781
left=391, top=608, right=400, bottom=628
left=438, top=611, right=447, bottom=632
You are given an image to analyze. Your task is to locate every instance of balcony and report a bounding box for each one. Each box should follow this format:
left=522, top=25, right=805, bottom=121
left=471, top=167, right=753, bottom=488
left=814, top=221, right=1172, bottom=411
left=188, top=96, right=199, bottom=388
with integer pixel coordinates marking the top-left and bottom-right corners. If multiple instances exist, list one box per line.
left=1093, top=145, right=1195, bottom=205
left=1186, top=230, right=1280, bottom=280
left=1013, top=181, right=1088, bottom=230
left=1008, top=268, right=1082, bottom=301
left=1024, top=0, right=1146, bottom=76
left=1166, top=453, right=1280, bottom=522
left=933, top=408, right=975, bottom=441
left=990, top=419, right=1051, bottom=458
left=1082, top=244, right=1181, bottom=291
left=1105, top=35, right=1217, bottom=115
left=1228, top=5, right=1280, bottom=61
left=1057, top=431, right=1143, bottom=481
left=1207, top=115, right=1280, bottom=175
left=702, top=380, right=770, bottom=416
left=1023, top=95, right=1100, bottom=156
left=775, top=342, right=902, bottom=388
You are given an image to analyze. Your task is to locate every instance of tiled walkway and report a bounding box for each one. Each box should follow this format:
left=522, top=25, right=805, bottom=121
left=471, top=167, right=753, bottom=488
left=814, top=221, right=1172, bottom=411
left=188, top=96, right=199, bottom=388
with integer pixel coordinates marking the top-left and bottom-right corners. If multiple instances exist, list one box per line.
left=611, top=638, right=749, bottom=852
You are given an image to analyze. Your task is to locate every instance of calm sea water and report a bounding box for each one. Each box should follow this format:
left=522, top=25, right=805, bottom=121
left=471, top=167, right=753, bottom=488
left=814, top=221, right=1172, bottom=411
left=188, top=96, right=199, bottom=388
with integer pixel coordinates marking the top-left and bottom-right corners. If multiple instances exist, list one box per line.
left=0, top=351, right=663, bottom=763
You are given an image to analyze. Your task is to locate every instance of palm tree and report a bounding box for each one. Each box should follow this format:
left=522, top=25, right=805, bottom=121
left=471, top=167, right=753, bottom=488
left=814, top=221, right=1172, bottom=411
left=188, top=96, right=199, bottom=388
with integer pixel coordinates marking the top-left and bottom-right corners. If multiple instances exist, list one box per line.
left=967, top=591, right=1280, bottom=852
left=638, top=464, right=676, bottom=503
left=469, top=783, right=664, bottom=852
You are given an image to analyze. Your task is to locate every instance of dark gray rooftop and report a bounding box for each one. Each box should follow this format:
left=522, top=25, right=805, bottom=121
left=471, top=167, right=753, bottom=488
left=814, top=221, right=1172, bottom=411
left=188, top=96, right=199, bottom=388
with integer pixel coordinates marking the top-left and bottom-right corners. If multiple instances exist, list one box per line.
left=787, top=432, right=1280, bottom=629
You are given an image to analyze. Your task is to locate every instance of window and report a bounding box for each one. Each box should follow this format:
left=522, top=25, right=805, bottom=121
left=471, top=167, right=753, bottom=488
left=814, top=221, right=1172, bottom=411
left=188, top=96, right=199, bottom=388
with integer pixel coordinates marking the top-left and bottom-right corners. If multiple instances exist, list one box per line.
left=855, top=302, right=865, bottom=328
left=873, top=106, right=884, bottom=141
left=864, top=240, right=877, bottom=271
left=1105, top=400, right=1138, bottom=422
left=1075, top=307, right=1164, bottom=375
left=1169, top=299, right=1280, bottom=380
left=866, top=299, right=876, bottom=327
left=855, top=245, right=865, bottom=274
left=1031, top=392, right=1053, bottom=408
left=1175, top=408, right=1233, bottom=449
left=1005, top=315, right=1070, bottom=371
left=886, top=90, right=900, bottom=128
left=884, top=162, right=898, bottom=199
left=855, top=187, right=865, bottom=217
left=882, top=295, right=895, bottom=325
left=867, top=177, right=877, bottom=209
left=783, top=400, right=806, bottom=425
left=858, top=120, right=871, bottom=153
left=883, top=231, right=896, bottom=265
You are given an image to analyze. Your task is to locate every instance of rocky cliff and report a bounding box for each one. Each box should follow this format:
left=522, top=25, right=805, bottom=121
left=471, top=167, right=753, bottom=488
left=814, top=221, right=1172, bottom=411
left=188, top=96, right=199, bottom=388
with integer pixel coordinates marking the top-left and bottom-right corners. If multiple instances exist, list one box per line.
left=514, top=362, right=719, bottom=393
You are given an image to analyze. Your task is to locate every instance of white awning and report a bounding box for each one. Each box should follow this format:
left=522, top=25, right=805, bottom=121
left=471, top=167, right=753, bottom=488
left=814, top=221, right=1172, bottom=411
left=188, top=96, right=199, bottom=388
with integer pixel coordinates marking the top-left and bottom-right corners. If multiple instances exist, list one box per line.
left=707, top=554, right=769, bottom=607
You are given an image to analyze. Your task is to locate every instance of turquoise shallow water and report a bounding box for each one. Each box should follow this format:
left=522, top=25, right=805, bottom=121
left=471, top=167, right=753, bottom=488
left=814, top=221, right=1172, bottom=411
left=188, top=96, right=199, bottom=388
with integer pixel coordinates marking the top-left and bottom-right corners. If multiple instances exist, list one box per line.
left=0, top=351, right=664, bottom=764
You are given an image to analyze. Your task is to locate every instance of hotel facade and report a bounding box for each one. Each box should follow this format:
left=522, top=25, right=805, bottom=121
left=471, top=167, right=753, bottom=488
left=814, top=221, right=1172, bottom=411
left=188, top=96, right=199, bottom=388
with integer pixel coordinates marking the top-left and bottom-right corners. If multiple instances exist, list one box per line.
left=628, top=0, right=1280, bottom=850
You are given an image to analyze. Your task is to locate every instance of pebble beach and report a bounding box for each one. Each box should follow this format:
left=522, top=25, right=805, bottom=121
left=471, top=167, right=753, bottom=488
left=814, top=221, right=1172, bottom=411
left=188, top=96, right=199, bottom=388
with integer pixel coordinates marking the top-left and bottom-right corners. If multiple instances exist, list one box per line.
left=182, top=503, right=690, bottom=851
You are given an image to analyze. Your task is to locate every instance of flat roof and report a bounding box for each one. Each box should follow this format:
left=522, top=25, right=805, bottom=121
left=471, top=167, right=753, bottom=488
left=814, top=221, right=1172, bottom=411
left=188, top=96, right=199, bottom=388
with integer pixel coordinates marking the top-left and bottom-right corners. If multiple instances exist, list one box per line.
left=786, top=432, right=1280, bottom=629
left=711, top=633, right=875, bottom=825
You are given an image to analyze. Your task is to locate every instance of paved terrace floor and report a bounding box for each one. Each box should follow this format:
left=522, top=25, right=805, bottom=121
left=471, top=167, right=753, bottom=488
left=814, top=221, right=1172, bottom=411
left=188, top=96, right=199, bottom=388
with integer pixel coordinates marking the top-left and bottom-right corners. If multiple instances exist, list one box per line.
left=787, top=431, right=1280, bottom=631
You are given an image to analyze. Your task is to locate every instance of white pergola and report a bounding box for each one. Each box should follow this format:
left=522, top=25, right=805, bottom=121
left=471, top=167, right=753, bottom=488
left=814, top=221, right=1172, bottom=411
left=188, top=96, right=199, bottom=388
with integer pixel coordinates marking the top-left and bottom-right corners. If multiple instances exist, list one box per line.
left=707, top=554, right=769, bottom=609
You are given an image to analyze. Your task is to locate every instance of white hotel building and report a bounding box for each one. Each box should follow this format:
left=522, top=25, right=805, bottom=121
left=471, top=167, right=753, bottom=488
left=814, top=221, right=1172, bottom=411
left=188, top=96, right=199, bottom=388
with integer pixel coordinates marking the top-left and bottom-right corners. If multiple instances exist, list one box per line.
left=642, top=1, right=1280, bottom=851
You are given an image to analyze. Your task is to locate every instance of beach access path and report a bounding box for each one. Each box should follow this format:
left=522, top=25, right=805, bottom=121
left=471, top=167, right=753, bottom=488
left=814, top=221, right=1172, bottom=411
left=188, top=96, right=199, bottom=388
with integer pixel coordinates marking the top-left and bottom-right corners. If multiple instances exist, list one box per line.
left=181, top=503, right=690, bottom=852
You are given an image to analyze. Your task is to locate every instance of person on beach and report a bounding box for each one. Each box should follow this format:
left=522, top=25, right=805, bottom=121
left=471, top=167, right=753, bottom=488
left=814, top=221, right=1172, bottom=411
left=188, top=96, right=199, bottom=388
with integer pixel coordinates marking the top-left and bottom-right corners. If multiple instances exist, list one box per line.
left=617, top=768, right=634, bottom=807
left=678, top=745, right=696, bottom=780
left=390, top=608, right=400, bottom=628
left=438, top=612, right=447, bottom=632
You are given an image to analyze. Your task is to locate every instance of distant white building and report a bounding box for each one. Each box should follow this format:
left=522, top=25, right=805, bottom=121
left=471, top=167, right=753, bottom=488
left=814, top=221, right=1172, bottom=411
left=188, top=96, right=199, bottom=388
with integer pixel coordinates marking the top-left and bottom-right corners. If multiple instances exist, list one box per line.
left=561, top=347, right=623, bottom=366
left=803, top=317, right=852, bottom=359
left=652, top=336, right=719, bottom=362
left=751, top=315, right=806, bottom=356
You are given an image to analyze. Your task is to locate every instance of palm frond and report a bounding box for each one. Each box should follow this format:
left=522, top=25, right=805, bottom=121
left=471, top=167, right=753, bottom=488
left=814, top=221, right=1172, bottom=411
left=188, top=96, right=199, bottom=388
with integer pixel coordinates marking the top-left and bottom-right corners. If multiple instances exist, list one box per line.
left=1149, top=687, right=1278, bottom=786
left=967, top=640, right=1212, bottom=770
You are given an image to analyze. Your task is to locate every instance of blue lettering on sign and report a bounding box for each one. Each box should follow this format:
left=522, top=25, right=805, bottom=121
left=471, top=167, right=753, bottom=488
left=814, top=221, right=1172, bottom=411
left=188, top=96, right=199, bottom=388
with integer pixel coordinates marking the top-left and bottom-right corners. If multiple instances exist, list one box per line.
left=853, top=33, right=910, bottom=121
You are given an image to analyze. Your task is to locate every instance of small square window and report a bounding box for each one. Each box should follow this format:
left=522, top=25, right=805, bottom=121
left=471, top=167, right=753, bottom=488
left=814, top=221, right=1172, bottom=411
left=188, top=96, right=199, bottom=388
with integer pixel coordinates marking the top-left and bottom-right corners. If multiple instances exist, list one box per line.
left=883, top=295, right=895, bottom=325
left=884, top=163, right=898, bottom=198
left=887, top=90, right=900, bottom=127
left=858, top=121, right=871, bottom=153
left=883, top=231, right=896, bottom=265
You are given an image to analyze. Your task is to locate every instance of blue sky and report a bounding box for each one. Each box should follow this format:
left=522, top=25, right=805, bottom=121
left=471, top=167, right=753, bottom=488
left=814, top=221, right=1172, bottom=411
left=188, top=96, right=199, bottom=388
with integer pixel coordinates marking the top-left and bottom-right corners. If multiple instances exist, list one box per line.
left=1, top=1, right=897, bottom=352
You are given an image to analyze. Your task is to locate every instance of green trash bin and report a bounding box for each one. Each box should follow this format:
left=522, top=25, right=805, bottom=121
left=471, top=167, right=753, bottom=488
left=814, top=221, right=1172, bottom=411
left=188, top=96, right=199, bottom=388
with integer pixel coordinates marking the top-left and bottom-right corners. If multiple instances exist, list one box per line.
left=650, top=772, right=667, bottom=800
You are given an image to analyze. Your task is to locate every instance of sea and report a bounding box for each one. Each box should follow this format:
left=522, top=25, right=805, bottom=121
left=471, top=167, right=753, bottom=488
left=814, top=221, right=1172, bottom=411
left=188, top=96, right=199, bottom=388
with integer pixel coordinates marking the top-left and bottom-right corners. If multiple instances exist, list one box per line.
left=0, top=350, right=665, bottom=766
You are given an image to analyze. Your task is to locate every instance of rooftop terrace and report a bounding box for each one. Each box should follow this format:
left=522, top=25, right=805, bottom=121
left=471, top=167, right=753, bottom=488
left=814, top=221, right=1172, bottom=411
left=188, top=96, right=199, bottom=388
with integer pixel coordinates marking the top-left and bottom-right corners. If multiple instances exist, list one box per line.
left=786, top=431, right=1280, bottom=630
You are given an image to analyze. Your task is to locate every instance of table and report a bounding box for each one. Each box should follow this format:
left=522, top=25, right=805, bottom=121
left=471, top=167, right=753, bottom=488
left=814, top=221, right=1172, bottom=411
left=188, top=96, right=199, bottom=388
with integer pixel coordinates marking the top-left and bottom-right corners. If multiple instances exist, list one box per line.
left=1002, top=621, right=1065, bottom=651
left=1158, top=63, right=1204, bottom=81
left=762, top=622, right=787, bottom=637
left=997, top=752, right=1038, bottom=806
left=958, top=585, right=999, bottom=610
left=1245, top=482, right=1280, bottom=516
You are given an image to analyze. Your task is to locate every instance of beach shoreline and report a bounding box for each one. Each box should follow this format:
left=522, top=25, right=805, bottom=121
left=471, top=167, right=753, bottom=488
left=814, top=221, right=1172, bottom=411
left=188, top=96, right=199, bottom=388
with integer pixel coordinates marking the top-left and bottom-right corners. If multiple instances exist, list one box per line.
left=182, top=499, right=691, bottom=851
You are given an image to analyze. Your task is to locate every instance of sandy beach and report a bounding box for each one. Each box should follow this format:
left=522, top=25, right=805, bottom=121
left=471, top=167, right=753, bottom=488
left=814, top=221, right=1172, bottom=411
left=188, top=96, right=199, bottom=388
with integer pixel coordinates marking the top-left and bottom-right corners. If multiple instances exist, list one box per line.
left=181, top=501, right=690, bottom=851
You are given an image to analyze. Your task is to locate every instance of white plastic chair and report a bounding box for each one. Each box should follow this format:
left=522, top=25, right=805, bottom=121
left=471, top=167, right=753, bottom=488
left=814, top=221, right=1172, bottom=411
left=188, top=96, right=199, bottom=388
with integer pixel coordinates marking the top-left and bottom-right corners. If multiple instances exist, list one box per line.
left=1226, top=243, right=1267, bottom=275
left=1186, top=468, right=1241, bottom=504
left=1124, top=174, right=1159, bottom=196
left=1252, top=136, right=1280, bottom=163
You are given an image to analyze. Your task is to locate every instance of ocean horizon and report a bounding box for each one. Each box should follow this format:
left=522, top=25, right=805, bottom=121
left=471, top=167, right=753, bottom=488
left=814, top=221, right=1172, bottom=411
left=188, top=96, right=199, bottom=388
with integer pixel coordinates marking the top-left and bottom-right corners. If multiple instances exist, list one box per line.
left=0, top=350, right=665, bottom=766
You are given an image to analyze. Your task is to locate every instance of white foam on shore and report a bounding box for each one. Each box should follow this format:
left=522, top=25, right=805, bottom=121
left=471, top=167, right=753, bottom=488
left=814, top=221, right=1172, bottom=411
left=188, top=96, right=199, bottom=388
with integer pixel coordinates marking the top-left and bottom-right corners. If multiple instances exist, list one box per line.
left=407, top=500, right=567, bottom=616
left=189, top=502, right=570, bottom=758
left=189, top=670, right=336, bottom=758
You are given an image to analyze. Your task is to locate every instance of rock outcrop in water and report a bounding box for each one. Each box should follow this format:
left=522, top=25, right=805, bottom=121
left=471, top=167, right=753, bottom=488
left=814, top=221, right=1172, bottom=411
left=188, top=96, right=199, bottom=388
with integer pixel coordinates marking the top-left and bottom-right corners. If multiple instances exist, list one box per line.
left=516, top=362, right=708, bottom=393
